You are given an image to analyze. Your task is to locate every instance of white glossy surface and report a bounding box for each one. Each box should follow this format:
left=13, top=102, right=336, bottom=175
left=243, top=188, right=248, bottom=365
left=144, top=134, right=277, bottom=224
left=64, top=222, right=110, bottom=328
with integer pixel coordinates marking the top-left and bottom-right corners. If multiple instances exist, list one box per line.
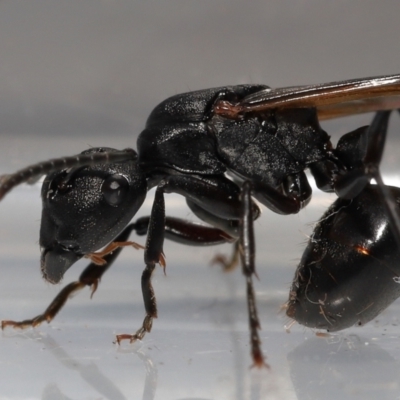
left=1, top=1, right=400, bottom=399
left=2, top=186, right=400, bottom=400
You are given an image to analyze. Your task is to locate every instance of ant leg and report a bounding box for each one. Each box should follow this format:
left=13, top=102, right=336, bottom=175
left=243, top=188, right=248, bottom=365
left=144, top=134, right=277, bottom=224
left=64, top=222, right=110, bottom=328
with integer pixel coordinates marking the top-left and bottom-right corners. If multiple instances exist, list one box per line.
left=367, top=111, right=400, bottom=247
left=240, top=181, right=268, bottom=368
left=116, top=185, right=234, bottom=343
left=211, top=241, right=240, bottom=272
left=115, top=215, right=234, bottom=342
left=185, top=199, right=240, bottom=271
left=116, top=215, right=234, bottom=342
left=85, top=240, right=144, bottom=265
left=116, top=185, right=166, bottom=344
left=1, top=282, right=87, bottom=329
left=133, top=215, right=233, bottom=246
left=183, top=180, right=268, bottom=366
left=118, top=174, right=269, bottom=365
left=2, top=209, right=233, bottom=332
left=334, top=111, right=400, bottom=246
left=2, top=223, right=138, bottom=330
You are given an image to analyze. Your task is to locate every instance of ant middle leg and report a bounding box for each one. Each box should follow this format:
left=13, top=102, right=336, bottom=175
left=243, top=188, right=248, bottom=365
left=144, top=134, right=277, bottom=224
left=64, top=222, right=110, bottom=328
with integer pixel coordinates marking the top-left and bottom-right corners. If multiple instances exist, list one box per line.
left=185, top=186, right=268, bottom=367
left=239, top=181, right=268, bottom=368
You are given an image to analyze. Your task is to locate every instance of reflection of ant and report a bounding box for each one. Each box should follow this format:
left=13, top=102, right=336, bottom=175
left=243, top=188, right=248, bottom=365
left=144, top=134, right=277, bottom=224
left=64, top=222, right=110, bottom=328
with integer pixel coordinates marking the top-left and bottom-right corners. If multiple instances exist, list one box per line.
left=288, top=335, right=399, bottom=399
left=1, top=74, right=400, bottom=367
left=12, top=332, right=157, bottom=400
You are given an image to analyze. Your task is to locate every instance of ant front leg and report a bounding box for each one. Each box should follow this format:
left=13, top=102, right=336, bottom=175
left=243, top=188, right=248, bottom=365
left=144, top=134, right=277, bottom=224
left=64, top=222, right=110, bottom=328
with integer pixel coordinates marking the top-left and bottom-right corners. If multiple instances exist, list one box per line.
left=1, top=224, right=139, bottom=330
left=116, top=179, right=236, bottom=344
left=116, top=184, right=166, bottom=344
left=2, top=211, right=232, bottom=333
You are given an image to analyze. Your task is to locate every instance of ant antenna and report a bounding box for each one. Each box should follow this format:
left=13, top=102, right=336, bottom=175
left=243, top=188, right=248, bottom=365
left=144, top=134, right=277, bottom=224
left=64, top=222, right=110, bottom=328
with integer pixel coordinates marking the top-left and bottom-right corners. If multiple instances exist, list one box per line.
left=0, top=148, right=137, bottom=200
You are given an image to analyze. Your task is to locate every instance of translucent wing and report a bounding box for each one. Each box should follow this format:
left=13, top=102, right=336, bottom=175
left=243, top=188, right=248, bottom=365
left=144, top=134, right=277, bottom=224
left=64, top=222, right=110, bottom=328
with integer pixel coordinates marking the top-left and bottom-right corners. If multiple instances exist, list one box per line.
left=215, top=74, right=400, bottom=120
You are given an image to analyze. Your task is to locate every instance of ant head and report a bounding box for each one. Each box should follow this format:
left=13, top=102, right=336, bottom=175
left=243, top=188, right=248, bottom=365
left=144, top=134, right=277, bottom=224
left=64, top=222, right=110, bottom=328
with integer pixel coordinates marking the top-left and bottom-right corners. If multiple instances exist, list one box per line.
left=39, top=147, right=147, bottom=283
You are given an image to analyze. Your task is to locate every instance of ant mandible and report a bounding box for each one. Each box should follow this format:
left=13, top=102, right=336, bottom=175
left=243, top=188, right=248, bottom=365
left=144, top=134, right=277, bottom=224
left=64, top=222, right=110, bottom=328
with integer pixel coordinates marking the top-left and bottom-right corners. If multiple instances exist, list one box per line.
left=1, top=74, right=400, bottom=368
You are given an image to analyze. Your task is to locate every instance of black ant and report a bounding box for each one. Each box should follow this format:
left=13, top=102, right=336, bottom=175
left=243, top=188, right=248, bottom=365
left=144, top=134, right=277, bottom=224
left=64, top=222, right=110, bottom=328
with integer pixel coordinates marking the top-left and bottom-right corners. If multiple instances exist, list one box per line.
left=1, top=74, right=400, bottom=368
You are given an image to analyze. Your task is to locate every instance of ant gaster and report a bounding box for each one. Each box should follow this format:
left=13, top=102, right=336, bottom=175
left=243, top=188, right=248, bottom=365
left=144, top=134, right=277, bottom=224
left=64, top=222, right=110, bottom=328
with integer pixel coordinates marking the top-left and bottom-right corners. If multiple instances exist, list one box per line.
left=1, top=74, right=400, bottom=368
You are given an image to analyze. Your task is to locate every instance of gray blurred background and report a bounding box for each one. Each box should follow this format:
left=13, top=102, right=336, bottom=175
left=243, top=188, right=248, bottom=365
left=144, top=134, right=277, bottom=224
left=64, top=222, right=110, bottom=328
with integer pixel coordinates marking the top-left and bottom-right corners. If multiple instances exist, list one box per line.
left=0, top=1, right=400, bottom=400
left=1, top=1, right=399, bottom=163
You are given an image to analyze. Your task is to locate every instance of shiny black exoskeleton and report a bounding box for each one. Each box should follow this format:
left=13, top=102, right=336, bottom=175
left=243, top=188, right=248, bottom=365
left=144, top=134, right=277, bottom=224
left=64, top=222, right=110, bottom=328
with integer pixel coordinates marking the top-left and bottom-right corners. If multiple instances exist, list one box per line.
left=287, top=185, right=400, bottom=332
left=1, top=74, right=400, bottom=367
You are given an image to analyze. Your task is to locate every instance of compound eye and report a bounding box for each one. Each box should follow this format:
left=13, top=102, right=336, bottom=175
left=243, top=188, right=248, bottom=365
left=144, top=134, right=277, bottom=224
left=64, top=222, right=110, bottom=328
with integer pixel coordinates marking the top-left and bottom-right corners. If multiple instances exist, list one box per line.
left=101, top=174, right=129, bottom=206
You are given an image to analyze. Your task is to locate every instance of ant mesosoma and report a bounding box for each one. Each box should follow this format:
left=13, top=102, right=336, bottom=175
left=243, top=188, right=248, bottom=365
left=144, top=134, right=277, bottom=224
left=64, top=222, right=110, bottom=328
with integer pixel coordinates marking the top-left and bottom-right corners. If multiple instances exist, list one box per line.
left=0, top=74, right=400, bottom=368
